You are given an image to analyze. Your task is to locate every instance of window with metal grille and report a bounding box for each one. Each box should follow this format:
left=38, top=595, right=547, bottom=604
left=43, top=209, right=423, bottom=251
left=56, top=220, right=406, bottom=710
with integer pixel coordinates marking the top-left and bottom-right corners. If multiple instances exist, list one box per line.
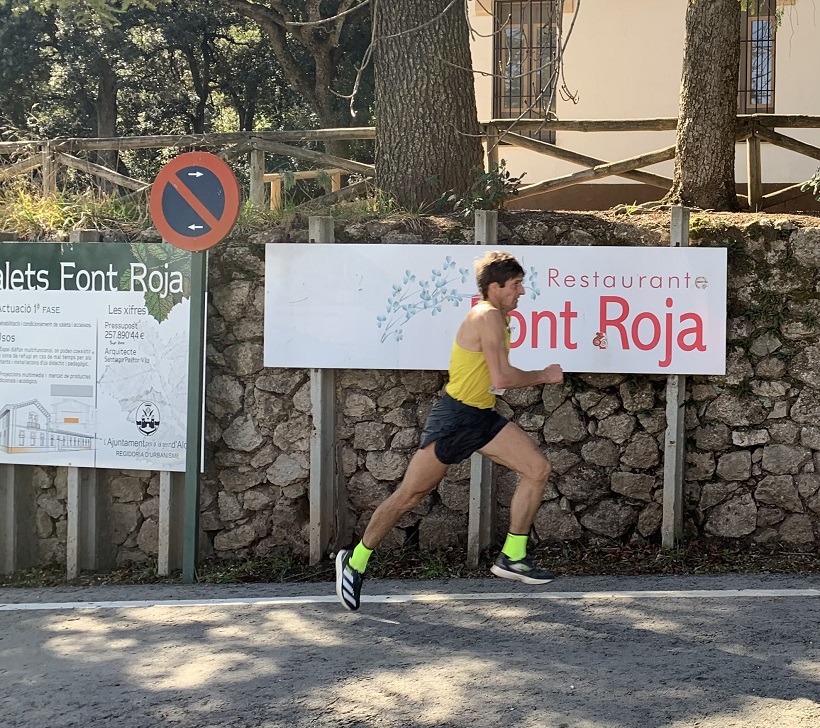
left=739, top=0, right=776, bottom=114
left=493, top=1, right=560, bottom=143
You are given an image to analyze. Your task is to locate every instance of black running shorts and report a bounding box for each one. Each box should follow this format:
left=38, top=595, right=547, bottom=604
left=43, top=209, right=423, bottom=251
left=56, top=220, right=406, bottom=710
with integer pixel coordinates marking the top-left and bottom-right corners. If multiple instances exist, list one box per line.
left=420, top=393, right=508, bottom=465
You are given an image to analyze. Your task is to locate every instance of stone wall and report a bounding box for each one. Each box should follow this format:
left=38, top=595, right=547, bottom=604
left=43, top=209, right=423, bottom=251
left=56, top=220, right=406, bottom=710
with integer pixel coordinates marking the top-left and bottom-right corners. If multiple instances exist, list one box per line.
left=24, top=211, right=820, bottom=566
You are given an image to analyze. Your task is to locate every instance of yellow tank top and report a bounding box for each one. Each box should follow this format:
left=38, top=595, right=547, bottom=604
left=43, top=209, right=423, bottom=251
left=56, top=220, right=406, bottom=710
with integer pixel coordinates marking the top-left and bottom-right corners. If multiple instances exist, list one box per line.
left=445, top=301, right=510, bottom=409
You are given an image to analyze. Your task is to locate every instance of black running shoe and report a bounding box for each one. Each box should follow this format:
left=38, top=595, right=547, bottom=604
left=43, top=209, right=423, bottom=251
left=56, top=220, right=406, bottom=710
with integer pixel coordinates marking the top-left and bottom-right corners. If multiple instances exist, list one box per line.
left=335, top=548, right=364, bottom=611
left=490, top=553, right=555, bottom=584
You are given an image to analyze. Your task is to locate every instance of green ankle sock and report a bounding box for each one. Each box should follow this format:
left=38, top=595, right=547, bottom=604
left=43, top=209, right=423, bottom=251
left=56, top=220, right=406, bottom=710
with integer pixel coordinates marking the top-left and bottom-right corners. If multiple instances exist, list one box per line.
left=349, top=542, right=373, bottom=573
left=501, top=533, right=528, bottom=562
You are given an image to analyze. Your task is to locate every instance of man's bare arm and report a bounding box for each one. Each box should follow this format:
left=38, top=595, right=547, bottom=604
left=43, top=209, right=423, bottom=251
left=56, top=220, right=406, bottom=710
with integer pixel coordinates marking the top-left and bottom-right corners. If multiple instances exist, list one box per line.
left=479, top=308, right=563, bottom=390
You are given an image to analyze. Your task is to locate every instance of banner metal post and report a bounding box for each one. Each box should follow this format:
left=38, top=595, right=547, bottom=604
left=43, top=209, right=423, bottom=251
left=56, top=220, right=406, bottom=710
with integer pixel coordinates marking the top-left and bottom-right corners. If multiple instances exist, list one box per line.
left=182, top=249, right=207, bottom=584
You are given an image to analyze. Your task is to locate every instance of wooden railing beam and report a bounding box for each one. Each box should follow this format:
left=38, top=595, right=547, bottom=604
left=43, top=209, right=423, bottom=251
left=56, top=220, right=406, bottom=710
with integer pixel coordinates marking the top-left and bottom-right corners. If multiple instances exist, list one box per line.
left=516, top=145, right=677, bottom=199
left=485, top=118, right=679, bottom=132
left=262, top=168, right=346, bottom=182
left=749, top=114, right=820, bottom=128
left=754, top=125, right=820, bottom=163
left=252, top=140, right=374, bottom=178
left=57, top=153, right=148, bottom=191
left=0, top=156, right=41, bottom=180
left=47, top=128, right=376, bottom=154
left=297, top=179, right=370, bottom=209
left=504, top=132, right=673, bottom=190
left=0, top=141, right=42, bottom=154
left=761, top=183, right=812, bottom=209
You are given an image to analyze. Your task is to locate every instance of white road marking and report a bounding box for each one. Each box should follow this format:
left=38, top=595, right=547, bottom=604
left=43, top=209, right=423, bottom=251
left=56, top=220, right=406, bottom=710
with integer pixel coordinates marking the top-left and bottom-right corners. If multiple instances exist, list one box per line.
left=0, top=588, right=818, bottom=612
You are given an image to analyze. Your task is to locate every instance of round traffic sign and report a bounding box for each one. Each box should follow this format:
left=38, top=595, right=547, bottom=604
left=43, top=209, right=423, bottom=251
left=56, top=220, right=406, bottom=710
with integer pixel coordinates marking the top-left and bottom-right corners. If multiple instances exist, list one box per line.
left=150, top=152, right=240, bottom=251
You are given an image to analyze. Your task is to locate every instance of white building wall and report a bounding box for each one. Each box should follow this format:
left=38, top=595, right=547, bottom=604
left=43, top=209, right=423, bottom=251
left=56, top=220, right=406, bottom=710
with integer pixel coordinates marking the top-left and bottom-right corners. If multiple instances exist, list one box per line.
left=763, top=2, right=820, bottom=181
left=469, top=0, right=820, bottom=188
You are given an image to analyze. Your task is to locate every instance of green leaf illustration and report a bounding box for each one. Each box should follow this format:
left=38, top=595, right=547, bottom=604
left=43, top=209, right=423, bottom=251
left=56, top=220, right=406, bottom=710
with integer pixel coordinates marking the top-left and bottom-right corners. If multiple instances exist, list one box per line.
left=132, top=242, right=149, bottom=264
left=145, top=290, right=175, bottom=323
left=146, top=244, right=169, bottom=261
left=118, top=242, right=192, bottom=318
left=119, top=266, right=132, bottom=291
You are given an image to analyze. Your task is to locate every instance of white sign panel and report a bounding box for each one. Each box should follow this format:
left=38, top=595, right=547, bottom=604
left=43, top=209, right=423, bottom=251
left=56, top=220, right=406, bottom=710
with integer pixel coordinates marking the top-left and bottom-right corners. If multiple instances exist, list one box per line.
left=264, top=244, right=727, bottom=375
left=0, top=242, right=191, bottom=470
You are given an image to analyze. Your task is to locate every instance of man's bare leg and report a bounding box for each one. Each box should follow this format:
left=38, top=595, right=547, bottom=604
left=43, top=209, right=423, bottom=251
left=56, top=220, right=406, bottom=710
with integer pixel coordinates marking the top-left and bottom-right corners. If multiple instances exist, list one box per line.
left=361, top=444, right=449, bottom=548
left=479, top=422, right=555, bottom=583
left=336, top=444, right=448, bottom=610
left=479, top=422, right=552, bottom=532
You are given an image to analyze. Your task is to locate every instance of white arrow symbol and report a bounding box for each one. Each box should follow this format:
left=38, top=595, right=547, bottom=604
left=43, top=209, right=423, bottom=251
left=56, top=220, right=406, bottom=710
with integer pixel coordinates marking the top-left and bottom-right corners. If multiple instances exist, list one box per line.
left=188, top=224, right=204, bottom=230
left=187, top=171, right=203, bottom=177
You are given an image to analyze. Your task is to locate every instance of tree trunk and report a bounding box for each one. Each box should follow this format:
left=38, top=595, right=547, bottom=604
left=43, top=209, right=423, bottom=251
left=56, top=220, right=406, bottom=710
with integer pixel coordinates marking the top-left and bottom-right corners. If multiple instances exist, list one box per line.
left=666, top=0, right=741, bottom=211
left=373, top=0, right=482, bottom=209
left=95, top=55, right=118, bottom=196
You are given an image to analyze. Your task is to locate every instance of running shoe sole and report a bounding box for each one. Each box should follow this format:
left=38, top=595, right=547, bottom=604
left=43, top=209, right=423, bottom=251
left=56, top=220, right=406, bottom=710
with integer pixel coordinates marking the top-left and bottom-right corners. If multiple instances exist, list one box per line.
left=490, top=563, right=554, bottom=585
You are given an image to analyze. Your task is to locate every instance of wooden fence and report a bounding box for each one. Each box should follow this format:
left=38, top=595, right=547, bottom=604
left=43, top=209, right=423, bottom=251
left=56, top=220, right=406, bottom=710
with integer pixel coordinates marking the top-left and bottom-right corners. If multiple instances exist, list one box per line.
left=2, top=115, right=820, bottom=211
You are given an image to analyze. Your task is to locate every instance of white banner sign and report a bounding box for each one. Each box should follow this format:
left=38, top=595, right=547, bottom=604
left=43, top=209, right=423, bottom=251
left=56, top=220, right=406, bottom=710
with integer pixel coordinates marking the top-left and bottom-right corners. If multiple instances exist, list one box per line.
left=264, top=244, right=727, bottom=375
left=0, top=242, right=191, bottom=471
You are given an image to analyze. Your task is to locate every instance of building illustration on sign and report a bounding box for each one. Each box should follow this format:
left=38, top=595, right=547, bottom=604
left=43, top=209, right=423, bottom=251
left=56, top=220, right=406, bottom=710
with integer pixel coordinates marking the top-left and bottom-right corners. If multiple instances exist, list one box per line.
left=0, top=399, right=93, bottom=454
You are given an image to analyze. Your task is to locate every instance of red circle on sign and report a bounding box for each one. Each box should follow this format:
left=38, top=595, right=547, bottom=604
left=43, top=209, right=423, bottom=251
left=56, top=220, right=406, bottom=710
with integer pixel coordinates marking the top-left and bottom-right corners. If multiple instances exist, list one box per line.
left=150, top=152, right=241, bottom=251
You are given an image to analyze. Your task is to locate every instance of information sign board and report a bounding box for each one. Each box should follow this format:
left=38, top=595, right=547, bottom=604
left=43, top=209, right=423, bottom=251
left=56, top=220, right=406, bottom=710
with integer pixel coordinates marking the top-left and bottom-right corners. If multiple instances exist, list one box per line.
left=0, top=241, right=191, bottom=470
left=264, top=244, right=728, bottom=375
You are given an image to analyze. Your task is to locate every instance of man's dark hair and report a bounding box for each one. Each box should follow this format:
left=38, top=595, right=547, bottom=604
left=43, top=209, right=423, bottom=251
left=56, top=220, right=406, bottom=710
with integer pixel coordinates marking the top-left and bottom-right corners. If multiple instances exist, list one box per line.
left=475, top=251, right=525, bottom=299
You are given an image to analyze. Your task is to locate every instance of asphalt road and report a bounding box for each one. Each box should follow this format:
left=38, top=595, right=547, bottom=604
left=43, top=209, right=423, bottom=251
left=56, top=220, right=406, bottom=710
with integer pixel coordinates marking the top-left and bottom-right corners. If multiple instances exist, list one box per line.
left=1, top=574, right=819, bottom=728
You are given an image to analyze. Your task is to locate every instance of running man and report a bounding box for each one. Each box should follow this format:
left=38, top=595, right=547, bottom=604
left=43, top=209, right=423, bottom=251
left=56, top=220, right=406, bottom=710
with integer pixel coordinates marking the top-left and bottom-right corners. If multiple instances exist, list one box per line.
left=336, top=251, right=564, bottom=611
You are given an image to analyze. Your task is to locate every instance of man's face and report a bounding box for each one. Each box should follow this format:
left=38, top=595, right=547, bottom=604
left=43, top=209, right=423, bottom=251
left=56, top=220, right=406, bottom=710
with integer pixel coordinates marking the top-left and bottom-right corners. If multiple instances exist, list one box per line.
left=497, top=275, right=525, bottom=311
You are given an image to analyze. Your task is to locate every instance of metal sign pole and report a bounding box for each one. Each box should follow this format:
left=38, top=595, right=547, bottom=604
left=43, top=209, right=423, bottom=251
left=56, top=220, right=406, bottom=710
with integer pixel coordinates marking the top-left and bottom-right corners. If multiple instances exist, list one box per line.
left=182, top=249, right=208, bottom=583
left=148, top=151, right=239, bottom=584
left=661, top=206, right=690, bottom=549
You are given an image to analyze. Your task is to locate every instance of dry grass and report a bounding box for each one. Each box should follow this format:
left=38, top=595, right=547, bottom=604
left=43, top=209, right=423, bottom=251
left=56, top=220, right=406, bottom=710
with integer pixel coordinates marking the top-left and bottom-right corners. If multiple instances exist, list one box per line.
left=0, top=180, right=151, bottom=240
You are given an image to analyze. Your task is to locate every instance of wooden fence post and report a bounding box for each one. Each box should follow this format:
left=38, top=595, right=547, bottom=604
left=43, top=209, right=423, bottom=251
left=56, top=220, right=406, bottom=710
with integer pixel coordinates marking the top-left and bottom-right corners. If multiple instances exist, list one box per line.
left=66, top=467, right=112, bottom=579
left=42, top=142, right=57, bottom=197
left=746, top=123, right=763, bottom=211
left=66, top=467, right=81, bottom=580
left=267, top=176, right=282, bottom=210
left=249, top=148, right=266, bottom=208
left=0, top=465, right=35, bottom=575
left=158, top=471, right=184, bottom=575
left=662, top=205, right=689, bottom=549
left=308, top=216, right=337, bottom=564
left=467, top=209, right=497, bottom=567
left=485, top=124, right=500, bottom=172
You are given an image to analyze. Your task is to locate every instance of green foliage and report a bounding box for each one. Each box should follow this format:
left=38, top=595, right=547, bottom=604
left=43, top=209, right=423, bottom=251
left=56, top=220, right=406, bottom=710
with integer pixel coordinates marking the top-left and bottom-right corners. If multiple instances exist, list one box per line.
left=688, top=215, right=732, bottom=240
left=197, top=553, right=305, bottom=584
left=801, top=309, right=820, bottom=329
left=281, top=170, right=296, bottom=192
left=0, top=0, right=367, bottom=141
left=745, top=288, right=790, bottom=332
left=314, top=169, right=332, bottom=193
left=800, top=169, right=820, bottom=201
left=415, top=553, right=451, bottom=579
left=232, top=199, right=296, bottom=234
left=447, top=160, right=525, bottom=218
